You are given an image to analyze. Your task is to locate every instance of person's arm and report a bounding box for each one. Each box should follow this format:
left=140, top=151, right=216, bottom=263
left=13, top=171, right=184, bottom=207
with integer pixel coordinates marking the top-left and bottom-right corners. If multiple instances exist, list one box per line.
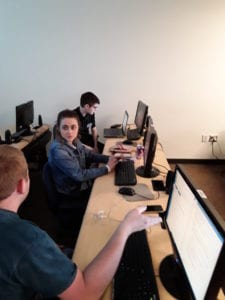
left=105, top=155, right=118, bottom=172
left=83, top=143, right=94, bottom=151
left=51, top=143, right=109, bottom=182
left=58, top=206, right=162, bottom=300
left=91, top=126, right=99, bottom=152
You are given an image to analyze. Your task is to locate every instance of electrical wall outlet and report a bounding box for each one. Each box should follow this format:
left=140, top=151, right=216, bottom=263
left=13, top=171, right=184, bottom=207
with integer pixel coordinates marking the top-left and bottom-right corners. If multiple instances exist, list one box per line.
left=208, top=135, right=218, bottom=143
left=201, top=134, right=218, bottom=143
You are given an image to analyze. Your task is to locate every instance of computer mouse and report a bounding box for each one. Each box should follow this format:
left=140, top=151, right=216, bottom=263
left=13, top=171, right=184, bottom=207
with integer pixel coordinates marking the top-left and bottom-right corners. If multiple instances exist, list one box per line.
left=122, top=140, right=133, bottom=145
left=118, top=187, right=136, bottom=196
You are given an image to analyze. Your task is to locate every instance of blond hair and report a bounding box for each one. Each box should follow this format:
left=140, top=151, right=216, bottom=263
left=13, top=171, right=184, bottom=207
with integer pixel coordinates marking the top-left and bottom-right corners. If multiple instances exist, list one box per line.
left=0, top=145, right=28, bottom=200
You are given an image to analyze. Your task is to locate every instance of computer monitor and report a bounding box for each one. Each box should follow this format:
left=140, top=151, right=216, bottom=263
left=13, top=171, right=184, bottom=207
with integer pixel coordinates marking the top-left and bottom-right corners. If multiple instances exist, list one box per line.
left=134, top=100, right=148, bottom=135
left=159, top=165, right=225, bottom=299
left=16, top=100, right=34, bottom=135
left=136, top=118, right=160, bottom=178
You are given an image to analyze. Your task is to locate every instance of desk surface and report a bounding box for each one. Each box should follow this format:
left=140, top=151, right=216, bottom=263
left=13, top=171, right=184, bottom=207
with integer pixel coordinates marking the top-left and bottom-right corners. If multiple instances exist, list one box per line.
left=10, top=125, right=50, bottom=151
left=72, top=138, right=225, bottom=300
left=72, top=137, right=177, bottom=299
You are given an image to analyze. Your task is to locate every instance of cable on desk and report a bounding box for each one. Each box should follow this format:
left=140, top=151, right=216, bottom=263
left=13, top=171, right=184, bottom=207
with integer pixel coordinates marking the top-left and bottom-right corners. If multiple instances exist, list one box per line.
left=153, top=162, right=170, bottom=173
left=153, top=191, right=160, bottom=200
left=157, top=141, right=164, bottom=152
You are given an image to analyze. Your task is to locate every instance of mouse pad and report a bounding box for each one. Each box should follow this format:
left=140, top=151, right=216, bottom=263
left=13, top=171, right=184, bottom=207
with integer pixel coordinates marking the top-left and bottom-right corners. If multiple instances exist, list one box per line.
left=121, top=183, right=155, bottom=202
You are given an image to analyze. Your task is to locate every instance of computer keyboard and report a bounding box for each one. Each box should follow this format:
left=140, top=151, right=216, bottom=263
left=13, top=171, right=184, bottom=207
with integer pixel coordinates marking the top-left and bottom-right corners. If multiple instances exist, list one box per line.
left=12, top=128, right=34, bottom=139
left=126, top=128, right=141, bottom=140
left=113, top=230, right=160, bottom=300
left=12, top=129, right=27, bottom=140
left=115, top=160, right=137, bottom=186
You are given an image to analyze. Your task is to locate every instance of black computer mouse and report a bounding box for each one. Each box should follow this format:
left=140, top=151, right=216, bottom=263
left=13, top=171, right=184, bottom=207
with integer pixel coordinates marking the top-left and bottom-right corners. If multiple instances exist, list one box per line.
left=118, top=187, right=136, bottom=196
left=122, top=140, right=133, bottom=145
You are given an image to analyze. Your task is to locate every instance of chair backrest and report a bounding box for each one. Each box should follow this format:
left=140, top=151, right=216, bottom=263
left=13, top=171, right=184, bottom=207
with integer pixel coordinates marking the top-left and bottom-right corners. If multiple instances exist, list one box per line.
left=42, top=162, right=59, bottom=212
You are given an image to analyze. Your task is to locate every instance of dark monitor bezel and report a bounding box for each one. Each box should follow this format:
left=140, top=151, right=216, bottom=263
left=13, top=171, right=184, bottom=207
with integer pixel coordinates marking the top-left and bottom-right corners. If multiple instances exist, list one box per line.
left=134, top=100, right=148, bottom=135
left=16, top=100, right=34, bottom=132
left=136, top=119, right=159, bottom=178
left=160, top=164, right=225, bottom=299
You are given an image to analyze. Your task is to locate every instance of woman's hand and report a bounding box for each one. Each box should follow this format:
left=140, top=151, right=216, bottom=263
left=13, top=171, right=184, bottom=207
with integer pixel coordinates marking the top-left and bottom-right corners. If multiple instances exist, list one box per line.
left=107, top=156, right=119, bottom=171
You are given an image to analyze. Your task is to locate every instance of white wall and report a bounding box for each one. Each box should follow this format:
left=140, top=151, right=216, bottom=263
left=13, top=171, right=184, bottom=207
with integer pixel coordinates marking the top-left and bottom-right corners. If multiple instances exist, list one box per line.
left=0, top=0, right=225, bottom=159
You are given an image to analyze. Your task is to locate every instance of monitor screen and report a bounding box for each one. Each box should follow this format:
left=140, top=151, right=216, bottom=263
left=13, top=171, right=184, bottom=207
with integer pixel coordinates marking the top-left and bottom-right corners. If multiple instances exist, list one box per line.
left=160, top=165, right=225, bottom=299
left=16, top=100, right=34, bottom=133
left=136, top=118, right=159, bottom=178
left=134, top=100, right=148, bottom=135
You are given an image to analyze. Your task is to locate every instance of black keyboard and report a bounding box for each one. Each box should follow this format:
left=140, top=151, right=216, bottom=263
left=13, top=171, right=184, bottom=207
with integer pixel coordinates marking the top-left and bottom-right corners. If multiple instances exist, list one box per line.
left=127, top=128, right=141, bottom=140
left=113, top=230, right=160, bottom=300
left=115, top=160, right=137, bottom=186
left=12, top=129, right=27, bottom=139
left=12, top=128, right=34, bottom=140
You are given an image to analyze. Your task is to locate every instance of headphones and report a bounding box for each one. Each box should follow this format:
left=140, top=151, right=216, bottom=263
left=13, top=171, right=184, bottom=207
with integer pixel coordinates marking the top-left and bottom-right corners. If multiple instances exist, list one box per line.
left=38, top=114, right=43, bottom=126
left=4, top=129, right=12, bottom=144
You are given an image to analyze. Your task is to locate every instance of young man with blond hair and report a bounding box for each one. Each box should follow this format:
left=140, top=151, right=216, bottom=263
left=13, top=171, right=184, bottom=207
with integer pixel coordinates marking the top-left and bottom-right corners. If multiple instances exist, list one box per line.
left=0, top=145, right=161, bottom=300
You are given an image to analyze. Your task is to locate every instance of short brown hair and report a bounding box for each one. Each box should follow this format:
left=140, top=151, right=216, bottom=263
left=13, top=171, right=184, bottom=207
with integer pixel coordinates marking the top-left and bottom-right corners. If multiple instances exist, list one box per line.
left=0, top=145, right=28, bottom=200
left=80, top=92, right=100, bottom=107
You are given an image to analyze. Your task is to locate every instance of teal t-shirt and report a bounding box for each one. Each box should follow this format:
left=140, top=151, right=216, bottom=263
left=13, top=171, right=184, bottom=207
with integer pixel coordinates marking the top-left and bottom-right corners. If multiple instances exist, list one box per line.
left=0, top=209, right=77, bottom=299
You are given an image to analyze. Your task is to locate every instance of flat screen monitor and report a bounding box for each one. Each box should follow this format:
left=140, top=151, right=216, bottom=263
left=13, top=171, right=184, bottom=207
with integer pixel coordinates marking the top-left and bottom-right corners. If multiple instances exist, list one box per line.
left=16, top=100, right=34, bottom=134
left=134, top=100, right=148, bottom=135
left=136, top=118, right=160, bottom=178
left=160, top=165, right=225, bottom=299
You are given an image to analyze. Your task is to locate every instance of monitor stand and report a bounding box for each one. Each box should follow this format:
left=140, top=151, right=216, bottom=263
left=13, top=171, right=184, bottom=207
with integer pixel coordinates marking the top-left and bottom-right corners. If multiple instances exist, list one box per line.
left=159, top=255, right=191, bottom=300
left=21, top=129, right=34, bottom=136
left=136, top=165, right=160, bottom=178
left=20, top=126, right=34, bottom=136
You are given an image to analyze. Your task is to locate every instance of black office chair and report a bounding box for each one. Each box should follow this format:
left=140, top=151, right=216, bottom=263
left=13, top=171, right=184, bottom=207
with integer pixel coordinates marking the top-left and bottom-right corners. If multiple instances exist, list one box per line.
left=42, top=162, right=87, bottom=247
left=52, top=124, right=57, bottom=140
left=42, top=162, right=59, bottom=212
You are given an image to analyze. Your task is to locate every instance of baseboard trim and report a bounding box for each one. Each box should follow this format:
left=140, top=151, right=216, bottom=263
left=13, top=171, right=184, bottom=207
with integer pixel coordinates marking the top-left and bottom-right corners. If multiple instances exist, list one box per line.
left=168, top=159, right=225, bottom=165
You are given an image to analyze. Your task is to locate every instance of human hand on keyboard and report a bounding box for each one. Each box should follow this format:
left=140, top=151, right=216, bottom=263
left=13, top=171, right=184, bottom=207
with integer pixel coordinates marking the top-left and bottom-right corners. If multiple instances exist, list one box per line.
left=109, top=143, right=131, bottom=153
left=107, top=155, right=119, bottom=172
left=114, top=153, right=132, bottom=158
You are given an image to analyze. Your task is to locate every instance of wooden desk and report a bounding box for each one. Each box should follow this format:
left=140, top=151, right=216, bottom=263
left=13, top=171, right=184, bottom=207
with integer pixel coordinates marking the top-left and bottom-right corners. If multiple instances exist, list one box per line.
left=72, top=137, right=176, bottom=299
left=11, top=125, right=50, bottom=150
left=11, top=125, right=51, bottom=166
